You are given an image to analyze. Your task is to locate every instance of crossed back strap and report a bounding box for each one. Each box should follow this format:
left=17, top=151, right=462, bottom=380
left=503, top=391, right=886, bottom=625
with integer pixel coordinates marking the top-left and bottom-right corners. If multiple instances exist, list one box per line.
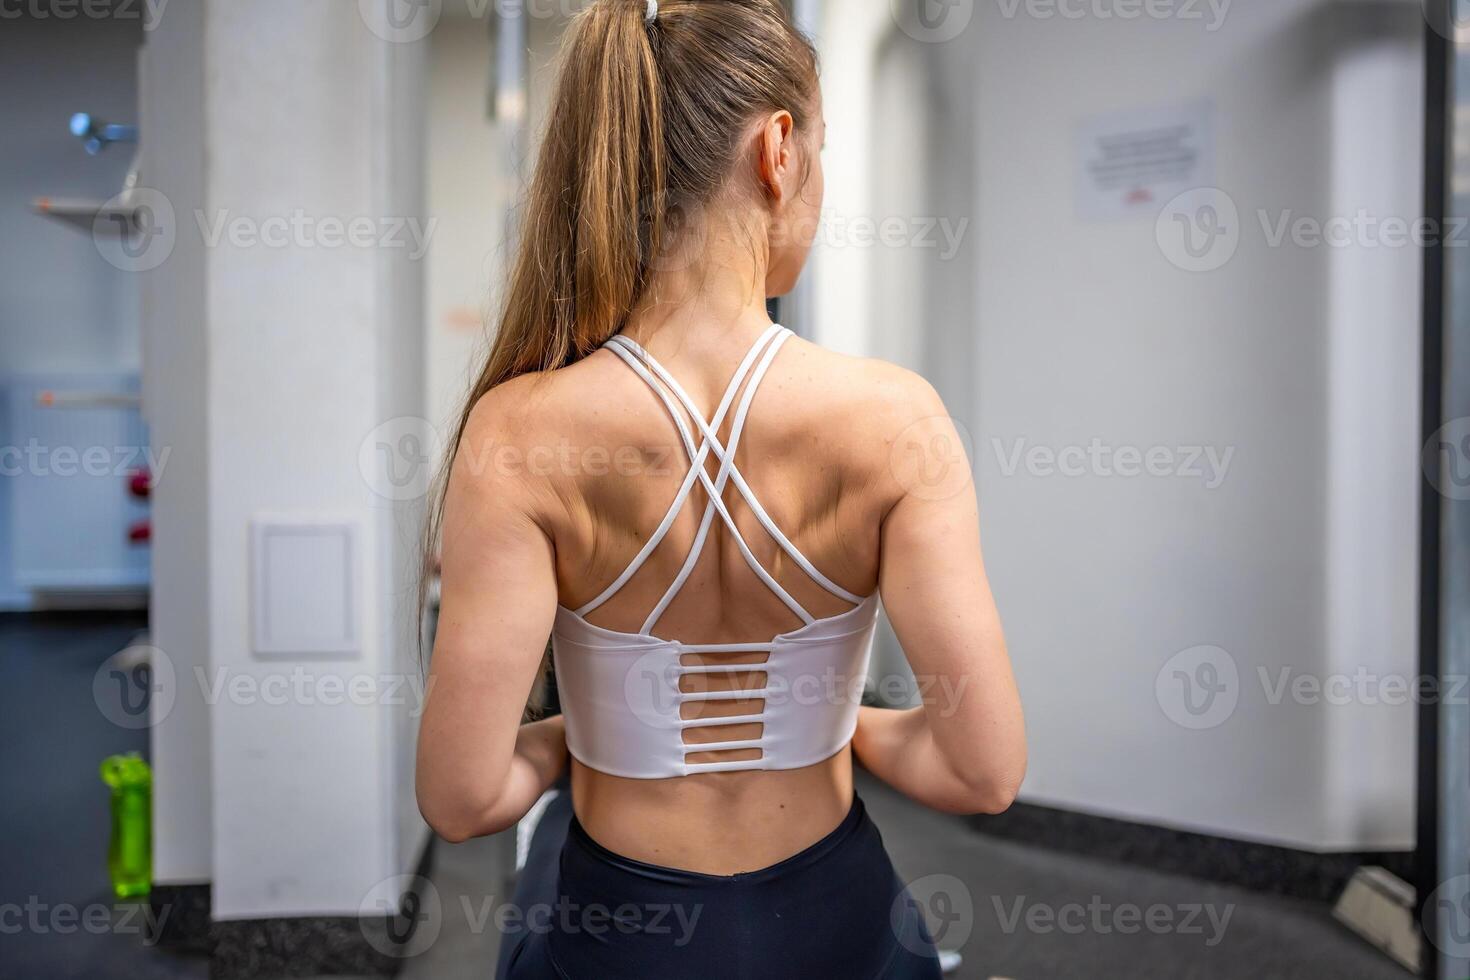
left=576, top=324, right=862, bottom=635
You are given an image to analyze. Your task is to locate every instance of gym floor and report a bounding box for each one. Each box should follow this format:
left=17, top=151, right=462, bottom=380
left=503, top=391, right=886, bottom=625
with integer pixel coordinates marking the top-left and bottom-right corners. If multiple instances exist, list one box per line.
left=0, top=614, right=1410, bottom=980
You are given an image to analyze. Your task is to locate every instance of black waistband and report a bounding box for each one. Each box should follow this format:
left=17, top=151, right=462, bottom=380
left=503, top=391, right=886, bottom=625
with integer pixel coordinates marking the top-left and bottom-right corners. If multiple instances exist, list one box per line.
left=499, top=789, right=941, bottom=979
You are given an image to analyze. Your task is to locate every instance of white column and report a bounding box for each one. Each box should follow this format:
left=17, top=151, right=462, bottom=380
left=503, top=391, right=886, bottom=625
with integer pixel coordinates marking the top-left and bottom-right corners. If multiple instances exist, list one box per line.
left=199, top=0, right=429, bottom=919
left=142, top=0, right=212, bottom=890
left=1321, top=12, right=1423, bottom=851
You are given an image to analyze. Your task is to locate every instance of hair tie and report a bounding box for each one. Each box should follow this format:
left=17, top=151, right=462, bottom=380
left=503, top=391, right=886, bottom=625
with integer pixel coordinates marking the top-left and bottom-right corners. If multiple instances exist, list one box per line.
left=645, top=0, right=658, bottom=23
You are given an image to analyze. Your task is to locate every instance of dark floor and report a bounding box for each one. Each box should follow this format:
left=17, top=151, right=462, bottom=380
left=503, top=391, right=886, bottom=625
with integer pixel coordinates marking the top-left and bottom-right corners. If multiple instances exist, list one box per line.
left=0, top=612, right=205, bottom=980
left=1, top=614, right=1413, bottom=980
left=864, top=778, right=1411, bottom=979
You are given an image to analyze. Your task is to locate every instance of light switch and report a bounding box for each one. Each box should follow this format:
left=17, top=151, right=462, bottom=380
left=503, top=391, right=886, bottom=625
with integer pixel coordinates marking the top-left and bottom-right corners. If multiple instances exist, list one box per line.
left=250, top=518, right=361, bottom=658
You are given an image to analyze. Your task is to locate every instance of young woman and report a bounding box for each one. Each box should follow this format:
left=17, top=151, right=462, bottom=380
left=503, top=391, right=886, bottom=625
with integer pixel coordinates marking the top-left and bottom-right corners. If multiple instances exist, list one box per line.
left=415, top=1, right=1026, bottom=976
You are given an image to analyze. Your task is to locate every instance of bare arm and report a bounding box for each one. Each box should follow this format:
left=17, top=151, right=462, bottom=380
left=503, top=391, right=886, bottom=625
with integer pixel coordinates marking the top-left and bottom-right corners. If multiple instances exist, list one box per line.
left=415, top=389, right=566, bottom=842
left=852, top=377, right=1026, bottom=814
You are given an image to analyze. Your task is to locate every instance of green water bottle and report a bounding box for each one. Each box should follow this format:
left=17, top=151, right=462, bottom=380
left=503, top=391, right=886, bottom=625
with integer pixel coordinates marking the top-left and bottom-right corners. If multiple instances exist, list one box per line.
left=99, top=753, right=152, bottom=899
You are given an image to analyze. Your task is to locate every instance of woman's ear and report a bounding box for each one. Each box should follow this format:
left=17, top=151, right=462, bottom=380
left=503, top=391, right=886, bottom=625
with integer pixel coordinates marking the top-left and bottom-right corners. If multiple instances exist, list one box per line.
left=756, top=110, right=797, bottom=204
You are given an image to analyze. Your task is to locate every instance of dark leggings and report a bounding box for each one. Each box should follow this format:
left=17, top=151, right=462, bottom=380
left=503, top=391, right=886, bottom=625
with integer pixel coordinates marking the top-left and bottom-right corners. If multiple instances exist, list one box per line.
left=495, top=791, right=943, bottom=980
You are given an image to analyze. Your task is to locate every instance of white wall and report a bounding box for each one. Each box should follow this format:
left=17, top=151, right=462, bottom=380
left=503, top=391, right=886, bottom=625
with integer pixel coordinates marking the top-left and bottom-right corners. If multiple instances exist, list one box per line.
left=425, top=22, right=506, bottom=435
left=142, top=0, right=562, bottom=914
left=425, top=9, right=568, bottom=435
left=0, top=12, right=144, bottom=609
left=1320, top=6, right=1424, bottom=848
left=377, top=5, right=434, bottom=898
left=140, top=0, right=212, bottom=887
left=193, top=0, right=429, bottom=918
left=0, top=13, right=142, bottom=374
left=817, top=0, right=1422, bottom=851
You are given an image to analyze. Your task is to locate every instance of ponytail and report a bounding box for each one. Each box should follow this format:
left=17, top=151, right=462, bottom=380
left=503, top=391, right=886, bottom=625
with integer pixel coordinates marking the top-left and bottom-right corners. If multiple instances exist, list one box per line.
left=420, top=0, right=819, bottom=667
left=503, top=0, right=666, bottom=381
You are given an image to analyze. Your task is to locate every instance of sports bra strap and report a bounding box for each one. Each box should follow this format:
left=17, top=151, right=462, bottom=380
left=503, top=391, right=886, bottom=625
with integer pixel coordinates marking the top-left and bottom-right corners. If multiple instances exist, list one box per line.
left=623, top=326, right=792, bottom=633
left=578, top=324, right=860, bottom=634
left=611, top=335, right=866, bottom=609
left=604, top=331, right=814, bottom=628
left=573, top=323, right=783, bottom=618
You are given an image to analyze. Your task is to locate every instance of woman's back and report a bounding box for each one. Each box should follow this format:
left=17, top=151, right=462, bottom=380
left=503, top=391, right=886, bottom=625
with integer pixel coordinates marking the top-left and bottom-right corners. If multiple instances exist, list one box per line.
left=539, top=321, right=896, bottom=635
left=416, top=5, right=1021, bottom=973
left=478, top=315, right=925, bottom=872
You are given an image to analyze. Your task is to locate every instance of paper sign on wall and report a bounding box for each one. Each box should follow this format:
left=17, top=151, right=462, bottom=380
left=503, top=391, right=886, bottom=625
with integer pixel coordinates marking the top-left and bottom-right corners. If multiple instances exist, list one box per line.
left=1076, top=101, right=1216, bottom=222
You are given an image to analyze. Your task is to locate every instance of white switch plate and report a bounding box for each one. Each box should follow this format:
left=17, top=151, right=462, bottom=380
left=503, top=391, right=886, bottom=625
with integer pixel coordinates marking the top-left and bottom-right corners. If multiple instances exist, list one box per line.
left=249, top=517, right=361, bottom=658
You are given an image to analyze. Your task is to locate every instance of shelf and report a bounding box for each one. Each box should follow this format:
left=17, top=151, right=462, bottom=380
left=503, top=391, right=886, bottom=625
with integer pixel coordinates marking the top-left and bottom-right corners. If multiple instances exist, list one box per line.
left=31, top=196, right=138, bottom=231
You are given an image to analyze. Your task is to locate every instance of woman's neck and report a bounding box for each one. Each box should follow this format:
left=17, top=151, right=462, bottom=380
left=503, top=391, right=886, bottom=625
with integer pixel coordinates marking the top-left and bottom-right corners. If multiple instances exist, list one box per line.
left=623, top=208, right=775, bottom=353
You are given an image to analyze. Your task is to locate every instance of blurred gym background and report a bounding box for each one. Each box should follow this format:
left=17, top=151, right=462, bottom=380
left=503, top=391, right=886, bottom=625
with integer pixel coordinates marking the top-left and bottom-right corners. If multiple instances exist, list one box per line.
left=2, top=0, right=1467, bottom=977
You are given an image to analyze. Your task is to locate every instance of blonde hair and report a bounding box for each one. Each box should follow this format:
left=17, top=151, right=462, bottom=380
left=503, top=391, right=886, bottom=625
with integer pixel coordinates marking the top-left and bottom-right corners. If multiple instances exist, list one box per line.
left=421, top=0, right=820, bottom=665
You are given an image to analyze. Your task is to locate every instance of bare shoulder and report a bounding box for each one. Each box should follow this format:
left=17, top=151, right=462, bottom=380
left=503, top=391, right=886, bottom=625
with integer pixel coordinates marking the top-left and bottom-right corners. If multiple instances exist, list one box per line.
left=451, top=355, right=628, bottom=514
left=767, top=337, right=961, bottom=506
left=774, top=336, right=949, bottom=443
left=460, top=352, right=627, bottom=449
left=459, top=371, right=552, bottom=463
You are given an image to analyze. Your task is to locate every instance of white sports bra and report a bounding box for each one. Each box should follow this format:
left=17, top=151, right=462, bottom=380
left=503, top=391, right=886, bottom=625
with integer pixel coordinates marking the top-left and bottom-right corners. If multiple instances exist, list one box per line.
left=551, top=323, right=880, bottom=779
